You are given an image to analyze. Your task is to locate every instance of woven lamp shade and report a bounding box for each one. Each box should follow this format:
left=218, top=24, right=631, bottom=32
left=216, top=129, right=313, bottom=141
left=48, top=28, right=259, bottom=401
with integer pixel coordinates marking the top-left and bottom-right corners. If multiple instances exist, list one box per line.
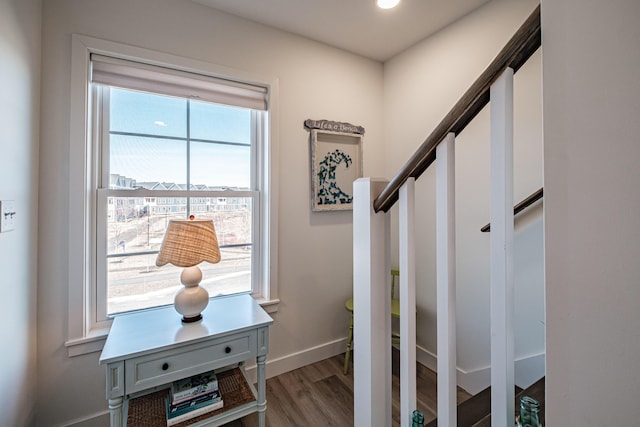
left=156, top=219, right=221, bottom=268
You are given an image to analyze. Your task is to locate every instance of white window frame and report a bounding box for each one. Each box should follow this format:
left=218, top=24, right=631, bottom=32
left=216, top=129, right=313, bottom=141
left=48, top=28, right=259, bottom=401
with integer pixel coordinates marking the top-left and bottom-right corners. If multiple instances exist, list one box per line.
left=65, top=34, right=279, bottom=356
left=93, top=87, right=261, bottom=323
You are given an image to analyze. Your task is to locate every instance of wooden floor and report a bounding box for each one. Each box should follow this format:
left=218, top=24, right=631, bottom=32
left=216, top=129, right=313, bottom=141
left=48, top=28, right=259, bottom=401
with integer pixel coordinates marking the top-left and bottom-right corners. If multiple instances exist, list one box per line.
left=225, top=351, right=471, bottom=426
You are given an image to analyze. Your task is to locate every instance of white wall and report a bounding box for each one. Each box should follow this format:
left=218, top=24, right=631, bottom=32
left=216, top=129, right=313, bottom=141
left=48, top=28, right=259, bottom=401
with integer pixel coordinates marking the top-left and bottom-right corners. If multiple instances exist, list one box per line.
left=42, top=0, right=640, bottom=423
left=38, top=0, right=383, bottom=424
left=543, top=0, right=640, bottom=424
left=0, top=0, right=41, bottom=425
left=383, top=0, right=543, bottom=392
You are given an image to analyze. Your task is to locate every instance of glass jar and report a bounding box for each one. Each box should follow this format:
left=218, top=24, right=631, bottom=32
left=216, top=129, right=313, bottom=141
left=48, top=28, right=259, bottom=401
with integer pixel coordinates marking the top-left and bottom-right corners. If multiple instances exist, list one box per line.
left=412, top=409, right=425, bottom=427
left=517, top=396, right=541, bottom=427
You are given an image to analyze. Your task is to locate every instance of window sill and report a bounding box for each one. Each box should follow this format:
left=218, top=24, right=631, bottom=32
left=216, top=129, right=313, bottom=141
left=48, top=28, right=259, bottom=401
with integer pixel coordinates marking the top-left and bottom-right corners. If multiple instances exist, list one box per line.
left=65, top=329, right=109, bottom=357
left=65, top=297, right=278, bottom=357
left=256, top=297, right=280, bottom=314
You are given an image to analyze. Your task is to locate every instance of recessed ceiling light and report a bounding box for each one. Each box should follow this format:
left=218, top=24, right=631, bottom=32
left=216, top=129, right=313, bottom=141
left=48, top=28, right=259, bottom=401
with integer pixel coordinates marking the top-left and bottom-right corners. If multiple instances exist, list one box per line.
left=377, top=0, right=400, bottom=9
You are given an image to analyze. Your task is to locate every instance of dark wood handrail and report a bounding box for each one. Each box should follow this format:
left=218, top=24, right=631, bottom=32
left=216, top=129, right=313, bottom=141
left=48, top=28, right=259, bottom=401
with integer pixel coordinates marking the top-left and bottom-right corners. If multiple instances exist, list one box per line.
left=481, top=187, right=543, bottom=232
left=373, top=5, right=541, bottom=213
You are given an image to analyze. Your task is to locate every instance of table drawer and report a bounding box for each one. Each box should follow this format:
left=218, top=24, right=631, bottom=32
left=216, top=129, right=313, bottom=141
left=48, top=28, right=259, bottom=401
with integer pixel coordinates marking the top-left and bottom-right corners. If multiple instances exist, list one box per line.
left=126, top=332, right=256, bottom=393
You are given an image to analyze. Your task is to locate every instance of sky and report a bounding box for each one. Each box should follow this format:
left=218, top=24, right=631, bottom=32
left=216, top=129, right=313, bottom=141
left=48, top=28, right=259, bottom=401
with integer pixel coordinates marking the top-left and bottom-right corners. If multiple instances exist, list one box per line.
left=109, top=88, right=253, bottom=188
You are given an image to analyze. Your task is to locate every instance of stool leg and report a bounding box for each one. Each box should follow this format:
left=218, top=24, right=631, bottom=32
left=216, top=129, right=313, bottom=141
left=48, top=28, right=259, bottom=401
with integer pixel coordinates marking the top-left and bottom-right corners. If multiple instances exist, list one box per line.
left=343, top=312, right=354, bottom=375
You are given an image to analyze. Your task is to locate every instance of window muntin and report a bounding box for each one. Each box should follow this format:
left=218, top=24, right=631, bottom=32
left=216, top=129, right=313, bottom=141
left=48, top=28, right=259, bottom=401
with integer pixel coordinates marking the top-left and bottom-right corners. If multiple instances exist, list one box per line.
left=97, top=86, right=261, bottom=317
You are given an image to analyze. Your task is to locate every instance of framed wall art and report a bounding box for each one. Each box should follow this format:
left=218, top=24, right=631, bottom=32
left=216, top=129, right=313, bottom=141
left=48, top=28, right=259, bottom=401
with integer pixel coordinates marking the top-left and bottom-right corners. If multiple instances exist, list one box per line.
left=305, top=119, right=364, bottom=212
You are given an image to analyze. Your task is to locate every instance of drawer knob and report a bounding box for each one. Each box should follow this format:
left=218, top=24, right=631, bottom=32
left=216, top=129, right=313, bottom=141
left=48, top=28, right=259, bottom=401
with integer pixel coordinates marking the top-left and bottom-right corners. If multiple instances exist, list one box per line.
left=225, top=346, right=232, bottom=354
left=162, top=362, right=169, bottom=371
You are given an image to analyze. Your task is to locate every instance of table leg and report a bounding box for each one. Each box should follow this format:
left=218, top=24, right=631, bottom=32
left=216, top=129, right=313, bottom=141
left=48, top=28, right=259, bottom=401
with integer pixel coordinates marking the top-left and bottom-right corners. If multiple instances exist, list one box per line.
left=256, top=354, right=267, bottom=427
left=108, top=397, right=123, bottom=427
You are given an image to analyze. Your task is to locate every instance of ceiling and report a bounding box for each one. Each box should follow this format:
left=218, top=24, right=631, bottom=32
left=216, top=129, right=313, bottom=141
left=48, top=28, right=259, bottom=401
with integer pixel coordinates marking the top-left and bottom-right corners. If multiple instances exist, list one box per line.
left=192, top=0, right=491, bottom=62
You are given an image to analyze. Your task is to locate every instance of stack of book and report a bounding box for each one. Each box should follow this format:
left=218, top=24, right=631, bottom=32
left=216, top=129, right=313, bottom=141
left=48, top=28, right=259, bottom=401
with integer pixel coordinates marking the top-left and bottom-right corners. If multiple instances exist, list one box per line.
left=165, top=370, right=223, bottom=426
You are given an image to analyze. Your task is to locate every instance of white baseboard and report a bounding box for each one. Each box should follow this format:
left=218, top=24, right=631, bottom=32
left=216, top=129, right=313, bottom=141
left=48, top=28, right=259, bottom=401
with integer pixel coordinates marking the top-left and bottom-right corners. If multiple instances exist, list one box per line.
left=416, top=345, right=545, bottom=395
left=243, top=337, right=348, bottom=384
left=514, top=352, right=546, bottom=389
left=62, top=410, right=109, bottom=427
left=253, top=339, right=543, bottom=396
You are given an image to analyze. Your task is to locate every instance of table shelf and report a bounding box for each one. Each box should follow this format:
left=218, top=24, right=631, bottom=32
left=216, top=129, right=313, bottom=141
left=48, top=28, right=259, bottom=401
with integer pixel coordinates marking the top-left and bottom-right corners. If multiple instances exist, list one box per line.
left=126, top=367, right=256, bottom=427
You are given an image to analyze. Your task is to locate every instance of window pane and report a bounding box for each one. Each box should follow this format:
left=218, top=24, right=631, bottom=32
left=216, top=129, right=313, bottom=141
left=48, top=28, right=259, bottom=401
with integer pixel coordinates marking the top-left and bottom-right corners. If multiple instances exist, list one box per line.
left=100, top=84, right=261, bottom=318
left=190, top=141, right=251, bottom=189
left=107, top=253, right=179, bottom=315
left=106, top=197, right=186, bottom=256
left=191, top=196, right=253, bottom=298
left=191, top=197, right=252, bottom=246
left=201, top=245, right=251, bottom=299
left=105, top=196, right=252, bottom=316
left=110, top=88, right=187, bottom=138
left=110, top=135, right=187, bottom=186
left=107, top=246, right=252, bottom=315
left=190, top=101, right=251, bottom=143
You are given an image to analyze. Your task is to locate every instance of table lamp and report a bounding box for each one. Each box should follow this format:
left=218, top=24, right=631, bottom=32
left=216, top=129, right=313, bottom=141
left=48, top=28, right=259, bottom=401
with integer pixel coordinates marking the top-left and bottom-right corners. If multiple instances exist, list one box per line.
left=156, top=217, right=221, bottom=323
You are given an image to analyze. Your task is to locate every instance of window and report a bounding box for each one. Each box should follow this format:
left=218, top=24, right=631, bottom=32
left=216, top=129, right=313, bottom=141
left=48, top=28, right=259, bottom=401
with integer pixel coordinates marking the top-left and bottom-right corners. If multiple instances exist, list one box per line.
left=96, top=86, right=260, bottom=318
left=67, top=35, right=278, bottom=355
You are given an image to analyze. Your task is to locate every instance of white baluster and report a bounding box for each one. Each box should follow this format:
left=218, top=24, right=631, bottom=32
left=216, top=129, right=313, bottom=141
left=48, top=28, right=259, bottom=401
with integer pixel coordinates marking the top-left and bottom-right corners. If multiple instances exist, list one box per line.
left=490, top=67, right=515, bottom=427
left=436, top=132, right=457, bottom=427
left=399, top=178, right=416, bottom=427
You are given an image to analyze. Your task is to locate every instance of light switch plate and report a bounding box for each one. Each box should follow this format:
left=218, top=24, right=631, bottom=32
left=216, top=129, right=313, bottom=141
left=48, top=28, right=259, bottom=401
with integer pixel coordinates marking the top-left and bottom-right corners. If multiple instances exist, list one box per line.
left=0, top=200, right=16, bottom=232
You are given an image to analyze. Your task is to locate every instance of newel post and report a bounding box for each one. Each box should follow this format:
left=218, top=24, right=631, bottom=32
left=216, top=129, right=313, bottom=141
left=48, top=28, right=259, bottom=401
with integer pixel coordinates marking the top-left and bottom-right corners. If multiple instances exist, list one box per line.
left=353, top=177, right=391, bottom=427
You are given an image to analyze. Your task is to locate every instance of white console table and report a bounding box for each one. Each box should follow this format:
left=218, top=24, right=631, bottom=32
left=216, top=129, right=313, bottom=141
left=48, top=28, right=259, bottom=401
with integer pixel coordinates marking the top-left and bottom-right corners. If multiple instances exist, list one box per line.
left=99, top=294, right=273, bottom=427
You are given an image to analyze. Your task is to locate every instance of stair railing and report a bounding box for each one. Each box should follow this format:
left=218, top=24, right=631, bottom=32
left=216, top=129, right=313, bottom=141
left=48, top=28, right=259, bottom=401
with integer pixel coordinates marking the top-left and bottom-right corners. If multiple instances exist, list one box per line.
left=481, top=187, right=543, bottom=232
left=353, top=5, right=541, bottom=427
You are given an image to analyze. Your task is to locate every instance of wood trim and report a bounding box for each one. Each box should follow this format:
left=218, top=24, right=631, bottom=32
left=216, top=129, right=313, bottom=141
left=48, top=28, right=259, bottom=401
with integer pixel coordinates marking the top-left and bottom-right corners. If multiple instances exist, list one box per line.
left=373, top=5, right=541, bottom=213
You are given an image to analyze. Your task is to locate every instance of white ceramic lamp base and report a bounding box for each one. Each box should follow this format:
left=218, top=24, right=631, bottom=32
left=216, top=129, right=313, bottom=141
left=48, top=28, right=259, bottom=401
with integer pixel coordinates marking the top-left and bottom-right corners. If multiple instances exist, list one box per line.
left=174, top=265, right=209, bottom=323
